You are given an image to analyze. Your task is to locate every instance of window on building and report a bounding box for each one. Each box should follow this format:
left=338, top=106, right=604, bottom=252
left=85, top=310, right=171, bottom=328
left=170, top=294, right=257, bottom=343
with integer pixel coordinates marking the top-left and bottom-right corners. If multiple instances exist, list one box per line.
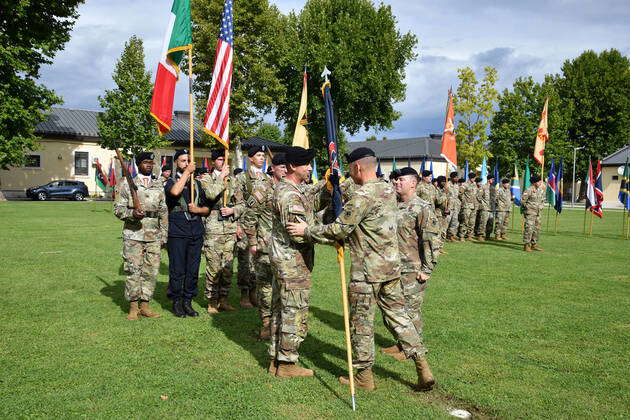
left=23, top=154, right=41, bottom=168
left=74, top=151, right=89, bottom=176
left=612, top=175, right=619, bottom=180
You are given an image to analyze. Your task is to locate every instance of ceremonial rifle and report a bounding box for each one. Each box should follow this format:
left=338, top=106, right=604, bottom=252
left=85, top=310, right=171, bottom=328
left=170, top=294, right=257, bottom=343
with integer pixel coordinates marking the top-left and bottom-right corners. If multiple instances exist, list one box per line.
left=114, top=148, right=142, bottom=212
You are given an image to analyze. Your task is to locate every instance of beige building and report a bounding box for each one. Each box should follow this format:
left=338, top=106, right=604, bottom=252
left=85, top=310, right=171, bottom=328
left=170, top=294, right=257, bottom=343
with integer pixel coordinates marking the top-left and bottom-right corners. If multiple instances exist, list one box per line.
left=601, top=144, right=630, bottom=208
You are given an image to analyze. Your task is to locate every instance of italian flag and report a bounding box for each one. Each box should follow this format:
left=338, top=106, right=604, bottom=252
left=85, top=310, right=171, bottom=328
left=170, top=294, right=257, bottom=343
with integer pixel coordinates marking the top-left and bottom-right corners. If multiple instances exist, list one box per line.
left=150, top=0, right=192, bottom=135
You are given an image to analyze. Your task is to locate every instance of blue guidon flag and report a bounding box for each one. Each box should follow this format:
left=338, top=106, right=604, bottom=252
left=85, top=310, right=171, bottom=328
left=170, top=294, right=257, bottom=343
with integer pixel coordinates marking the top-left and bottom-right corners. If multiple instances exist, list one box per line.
left=321, top=70, right=343, bottom=218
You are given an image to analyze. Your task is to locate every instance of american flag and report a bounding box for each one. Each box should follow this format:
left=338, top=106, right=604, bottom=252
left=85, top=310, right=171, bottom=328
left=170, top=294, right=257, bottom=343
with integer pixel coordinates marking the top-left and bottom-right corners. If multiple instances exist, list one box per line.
left=203, top=0, right=234, bottom=148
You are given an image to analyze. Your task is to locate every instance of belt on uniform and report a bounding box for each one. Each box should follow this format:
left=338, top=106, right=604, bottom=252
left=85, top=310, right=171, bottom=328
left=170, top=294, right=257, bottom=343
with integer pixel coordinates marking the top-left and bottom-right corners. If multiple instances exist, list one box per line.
left=144, top=210, right=160, bottom=218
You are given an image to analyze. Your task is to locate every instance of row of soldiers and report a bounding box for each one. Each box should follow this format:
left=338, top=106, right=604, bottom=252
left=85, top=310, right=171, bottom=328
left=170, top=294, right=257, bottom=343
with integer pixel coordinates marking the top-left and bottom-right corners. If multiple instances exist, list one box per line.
left=112, top=145, right=546, bottom=393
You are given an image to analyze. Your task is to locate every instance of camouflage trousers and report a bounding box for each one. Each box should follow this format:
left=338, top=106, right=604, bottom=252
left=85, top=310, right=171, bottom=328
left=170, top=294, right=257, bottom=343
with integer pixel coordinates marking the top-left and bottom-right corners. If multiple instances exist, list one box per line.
left=458, top=206, right=477, bottom=238
left=203, top=233, right=237, bottom=299
left=437, top=214, right=448, bottom=243
left=486, top=211, right=495, bottom=237
left=523, top=212, right=541, bottom=244
left=475, top=209, right=491, bottom=237
left=420, top=236, right=438, bottom=277
left=236, top=235, right=255, bottom=293
left=495, top=211, right=511, bottom=236
left=268, top=278, right=310, bottom=363
left=400, top=272, right=429, bottom=352
left=446, top=205, right=461, bottom=237
left=349, top=278, right=425, bottom=369
left=254, top=252, right=273, bottom=321
left=122, top=239, right=161, bottom=302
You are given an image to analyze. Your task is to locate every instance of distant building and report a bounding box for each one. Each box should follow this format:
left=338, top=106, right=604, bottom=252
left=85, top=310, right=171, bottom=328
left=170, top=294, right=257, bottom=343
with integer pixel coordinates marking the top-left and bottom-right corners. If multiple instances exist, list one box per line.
left=601, top=144, right=630, bottom=208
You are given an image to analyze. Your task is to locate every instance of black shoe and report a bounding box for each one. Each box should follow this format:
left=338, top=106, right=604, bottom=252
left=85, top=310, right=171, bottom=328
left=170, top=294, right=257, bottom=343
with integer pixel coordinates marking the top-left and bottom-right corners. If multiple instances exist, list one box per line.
left=172, top=299, right=186, bottom=318
left=183, top=300, right=199, bottom=317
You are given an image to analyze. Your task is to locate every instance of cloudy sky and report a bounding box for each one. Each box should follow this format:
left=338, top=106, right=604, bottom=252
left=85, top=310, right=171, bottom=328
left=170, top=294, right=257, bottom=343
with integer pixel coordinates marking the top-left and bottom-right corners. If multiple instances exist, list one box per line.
left=40, top=0, right=630, bottom=141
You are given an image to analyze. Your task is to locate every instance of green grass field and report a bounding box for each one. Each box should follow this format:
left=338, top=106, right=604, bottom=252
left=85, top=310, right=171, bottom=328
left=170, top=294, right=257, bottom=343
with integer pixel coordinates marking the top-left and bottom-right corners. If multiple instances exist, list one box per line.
left=0, top=201, right=628, bottom=419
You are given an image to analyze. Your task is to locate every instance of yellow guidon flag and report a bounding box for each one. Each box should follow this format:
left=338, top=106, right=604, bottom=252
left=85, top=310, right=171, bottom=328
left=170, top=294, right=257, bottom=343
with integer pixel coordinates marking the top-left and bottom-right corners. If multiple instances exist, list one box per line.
left=533, top=97, right=549, bottom=167
left=292, top=70, right=309, bottom=148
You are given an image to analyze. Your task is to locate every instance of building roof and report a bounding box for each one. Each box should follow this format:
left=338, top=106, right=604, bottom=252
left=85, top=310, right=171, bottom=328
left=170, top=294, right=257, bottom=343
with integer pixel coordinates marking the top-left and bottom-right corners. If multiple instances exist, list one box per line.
left=241, top=136, right=291, bottom=152
left=347, top=135, right=446, bottom=160
left=602, top=144, right=630, bottom=166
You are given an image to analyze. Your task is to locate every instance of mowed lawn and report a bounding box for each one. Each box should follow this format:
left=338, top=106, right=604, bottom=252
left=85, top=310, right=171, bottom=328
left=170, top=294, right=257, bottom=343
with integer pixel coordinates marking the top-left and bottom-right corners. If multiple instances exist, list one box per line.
left=0, top=201, right=628, bottom=419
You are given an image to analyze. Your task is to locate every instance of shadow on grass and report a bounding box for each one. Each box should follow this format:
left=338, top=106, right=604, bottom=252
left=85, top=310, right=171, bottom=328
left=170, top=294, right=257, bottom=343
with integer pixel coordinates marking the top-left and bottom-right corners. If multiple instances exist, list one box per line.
left=98, top=270, right=174, bottom=314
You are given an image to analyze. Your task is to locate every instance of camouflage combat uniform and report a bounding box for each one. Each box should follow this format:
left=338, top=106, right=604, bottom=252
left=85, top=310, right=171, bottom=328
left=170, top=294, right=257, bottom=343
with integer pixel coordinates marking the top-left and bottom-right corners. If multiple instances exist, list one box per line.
left=416, top=181, right=447, bottom=248
left=396, top=194, right=439, bottom=346
left=521, top=184, right=546, bottom=245
left=445, top=180, right=461, bottom=238
left=495, top=186, right=512, bottom=237
left=475, top=183, right=492, bottom=237
left=268, top=179, right=330, bottom=363
left=113, top=176, right=168, bottom=302
left=199, top=170, right=245, bottom=300
left=458, top=180, right=478, bottom=239
left=306, top=179, right=425, bottom=369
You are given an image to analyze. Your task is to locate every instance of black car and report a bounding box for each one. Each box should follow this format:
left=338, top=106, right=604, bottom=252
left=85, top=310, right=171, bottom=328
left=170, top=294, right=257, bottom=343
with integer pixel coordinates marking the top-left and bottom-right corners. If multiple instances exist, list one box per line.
left=26, top=180, right=89, bottom=201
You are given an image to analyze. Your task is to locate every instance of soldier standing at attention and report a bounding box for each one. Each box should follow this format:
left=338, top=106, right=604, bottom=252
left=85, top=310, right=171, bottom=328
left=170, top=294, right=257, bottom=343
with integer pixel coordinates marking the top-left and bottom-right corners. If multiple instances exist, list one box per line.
left=114, top=152, right=168, bottom=320
left=416, top=170, right=447, bottom=251
left=164, top=149, right=210, bottom=318
left=494, top=178, right=512, bottom=240
left=234, top=145, right=269, bottom=308
left=458, top=173, right=478, bottom=241
left=160, top=163, right=172, bottom=182
left=200, top=149, right=244, bottom=313
left=242, top=153, right=287, bottom=340
left=288, top=148, right=435, bottom=392
left=475, top=174, right=495, bottom=241
left=435, top=175, right=450, bottom=253
left=521, top=175, right=546, bottom=252
left=445, top=172, right=461, bottom=242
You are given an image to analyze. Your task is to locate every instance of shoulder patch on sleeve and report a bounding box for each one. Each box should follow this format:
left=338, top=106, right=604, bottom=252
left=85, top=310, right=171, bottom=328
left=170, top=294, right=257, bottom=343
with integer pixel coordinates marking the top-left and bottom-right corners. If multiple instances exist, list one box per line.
left=289, top=204, right=306, bottom=214
left=253, top=190, right=264, bottom=202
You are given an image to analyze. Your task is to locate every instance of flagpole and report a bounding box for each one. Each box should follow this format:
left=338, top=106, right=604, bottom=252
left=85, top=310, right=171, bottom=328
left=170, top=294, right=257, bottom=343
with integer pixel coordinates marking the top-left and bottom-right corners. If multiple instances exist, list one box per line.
left=187, top=45, right=195, bottom=201
left=588, top=211, right=594, bottom=236
left=583, top=207, right=587, bottom=235
left=554, top=212, right=559, bottom=234
left=622, top=208, right=626, bottom=239
left=546, top=203, right=551, bottom=232
left=337, top=244, right=356, bottom=411
left=511, top=203, right=515, bottom=231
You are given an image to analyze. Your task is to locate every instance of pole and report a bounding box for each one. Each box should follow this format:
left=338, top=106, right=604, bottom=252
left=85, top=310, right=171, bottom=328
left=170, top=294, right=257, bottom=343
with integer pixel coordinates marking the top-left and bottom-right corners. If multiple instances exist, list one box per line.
left=545, top=203, right=551, bottom=232
left=622, top=208, right=626, bottom=239
left=582, top=207, right=587, bottom=235
left=223, top=148, right=229, bottom=207
left=554, top=212, right=559, bottom=234
left=572, top=148, right=577, bottom=207
left=588, top=211, right=594, bottom=236
left=336, top=244, right=356, bottom=411
left=187, top=46, right=196, bottom=202
left=511, top=203, right=515, bottom=230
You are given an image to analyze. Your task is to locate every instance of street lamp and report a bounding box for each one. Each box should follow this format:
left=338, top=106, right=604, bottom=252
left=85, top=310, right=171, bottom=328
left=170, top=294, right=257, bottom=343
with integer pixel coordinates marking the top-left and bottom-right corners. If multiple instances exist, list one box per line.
left=572, top=146, right=585, bottom=207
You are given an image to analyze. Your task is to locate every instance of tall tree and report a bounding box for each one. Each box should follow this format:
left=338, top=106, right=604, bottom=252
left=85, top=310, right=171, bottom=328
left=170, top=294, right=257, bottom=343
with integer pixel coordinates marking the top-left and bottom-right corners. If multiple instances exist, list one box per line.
left=274, top=0, right=417, bottom=166
left=97, top=36, right=164, bottom=156
left=453, top=66, right=499, bottom=170
left=253, top=122, right=290, bottom=145
left=0, top=0, right=84, bottom=170
left=191, top=0, right=286, bottom=147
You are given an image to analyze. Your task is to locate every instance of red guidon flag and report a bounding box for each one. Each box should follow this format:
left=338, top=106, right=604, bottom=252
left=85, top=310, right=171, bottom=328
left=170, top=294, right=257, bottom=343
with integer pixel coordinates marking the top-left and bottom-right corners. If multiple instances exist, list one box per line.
left=150, top=0, right=192, bottom=135
left=203, top=0, right=234, bottom=148
left=440, top=88, right=457, bottom=168
left=533, top=98, right=549, bottom=166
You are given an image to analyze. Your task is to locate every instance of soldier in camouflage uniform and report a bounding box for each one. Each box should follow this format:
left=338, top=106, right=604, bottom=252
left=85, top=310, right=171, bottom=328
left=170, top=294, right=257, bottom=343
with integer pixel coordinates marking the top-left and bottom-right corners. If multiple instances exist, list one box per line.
left=266, top=147, right=330, bottom=378
left=494, top=179, right=512, bottom=240
left=521, top=175, right=545, bottom=252
left=289, top=149, right=435, bottom=392
left=416, top=170, right=447, bottom=251
left=458, top=173, right=478, bottom=241
left=435, top=176, right=451, bottom=253
left=199, top=149, right=245, bottom=313
left=113, top=152, right=168, bottom=320
left=474, top=174, right=495, bottom=241
left=242, top=153, right=287, bottom=340
left=445, top=172, right=461, bottom=241
left=234, top=145, right=269, bottom=308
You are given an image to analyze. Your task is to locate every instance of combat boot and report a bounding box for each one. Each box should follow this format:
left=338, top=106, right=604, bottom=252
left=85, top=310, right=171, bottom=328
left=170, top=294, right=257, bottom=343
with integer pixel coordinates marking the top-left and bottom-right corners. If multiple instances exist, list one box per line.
left=139, top=300, right=160, bottom=318
left=183, top=300, right=199, bottom=317
left=239, top=290, right=254, bottom=309
left=466, top=236, right=477, bottom=242
left=385, top=350, right=408, bottom=361
left=207, top=299, right=219, bottom=314
left=502, top=235, right=509, bottom=240
left=458, top=236, right=466, bottom=242
left=127, top=301, right=140, bottom=320
left=276, top=361, right=315, bottom=378
left=267, top=359, right=278, bottom=375
left=415, top=357, right=435, bottom=391
left=339, top=368, right=376, bottom=391
left=172, top=299, right=186, bottom=318
left=259, top=317, right=271, bottom=341
left=532, top=243, right=544, bottom=252
left=381, top=344, right=401, bottom=354
left=523, top=243, right=532, bottom=252
left=476, top=234, right=485, bottom=242
left=439, top=248, right=448, bottom=255
left=218, top=296, right=236, bottom=312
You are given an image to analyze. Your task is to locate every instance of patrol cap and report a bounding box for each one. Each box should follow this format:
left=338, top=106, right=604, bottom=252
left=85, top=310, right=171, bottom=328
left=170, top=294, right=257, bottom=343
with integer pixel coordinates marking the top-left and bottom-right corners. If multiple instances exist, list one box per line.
left=421, top=170, right=432, bottom=177
left=530, top=175, right=541, bottom=183
left=501, top=178, right=510, bottom=184
left=345, top=147, right=375, bottom=164
left=211, top=149, right=224, bottom=161
left=174, top=149, right=189, bottom=161
left=397, top=167, right=418, bottom=178
left=161, top=163, right=172, bottom=172
left=285, top=146, right=315, bottom=166
left=436, top=175, right=447, bottom=182
left=272, top=153, right=287, bottom=166
left=135, top=152, right=154, bottom=164
left=248, top=145, right=267, bottom=157
left=233, top=168, right=243, bottom=176
left=450, top=171, right=459, bottom=178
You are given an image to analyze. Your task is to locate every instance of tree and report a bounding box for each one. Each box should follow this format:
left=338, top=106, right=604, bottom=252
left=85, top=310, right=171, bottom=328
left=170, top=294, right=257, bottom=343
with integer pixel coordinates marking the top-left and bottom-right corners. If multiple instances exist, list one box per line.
left=191, top=0, right=286, bottom=147
left=97, top=36, right=164, bottom=156
left=0, top=0, right=84, bottom=170
left=274, top=0, right=417, bottom=166
left=453, top=66, right=499, bottom=170
left=253, top=122, right=291, bottom=145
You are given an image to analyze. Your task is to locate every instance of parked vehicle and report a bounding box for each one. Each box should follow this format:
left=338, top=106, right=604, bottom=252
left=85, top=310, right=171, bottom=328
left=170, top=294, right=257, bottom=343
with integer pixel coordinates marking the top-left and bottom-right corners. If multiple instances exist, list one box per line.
left=26, top=180, right=89, bottom=201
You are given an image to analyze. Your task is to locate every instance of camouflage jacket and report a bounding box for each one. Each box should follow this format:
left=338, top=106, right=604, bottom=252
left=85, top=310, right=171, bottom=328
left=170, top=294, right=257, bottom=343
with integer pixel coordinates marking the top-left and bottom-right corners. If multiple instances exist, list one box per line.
left=521, top=185, right=546, bottom=215
left=397, top=195, right=438, bottom=274
left=113, top=176, right=168, bottom=242
left=416, top=182, right=447, bottom=212
left=459, top=180, right=478, bottom=209
left=199, top=171, right=245, bottom=235
left=447, top=182, right=461, bottom=209
left=236, top=167, right=269, bottom=238
left=242, top=175, right=277, bottom=253
left=341, top=176, right=358, bottom=203
left=496, top=187, right=512, bottom=211
left=477, top=183, right=492, bottom=211
left=306, top=178, right=400, bottom=284
left=270, top=178, right=331, bottom=289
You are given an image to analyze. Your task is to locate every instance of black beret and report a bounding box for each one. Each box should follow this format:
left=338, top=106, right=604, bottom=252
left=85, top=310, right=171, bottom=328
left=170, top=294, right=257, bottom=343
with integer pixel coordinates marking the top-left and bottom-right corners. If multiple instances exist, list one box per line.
left=475, top=177, right=483, bottom=183
left=487, top=173, right=496, bottom=180
left=266, top=166, right=274, bottom=175
left=211, top=149, right=224, bottom=161
left=233, top=168, right=243, bottom=176
left=421, top=170, right=432, bottom=177
left=436, top=175, right=447, bottom=182
left=530, top=175, right=541, bottom=183
left=195, top=168, right=208, bottom=176
left=285, top=146, right=315, bottom=166
left=398, top=167, right=418, bottom=177
left=248, top=145, right=267, bottom=157
left=272, top=153, right=287, bottom=166
left=345, top=147, right=375, bottom=163
left=174, top=149, right=189, bottom=161
left=458, top=178, right=465, bottom=183
left=161, top=164, right=172, bottom=172
left=135, top=152, right=154, bottom=164
left=389, top=169, right=400, bottom=180
left=501, top=178, right=510, bottom=184
left=468, top=172, right=476, bottom=179
left=450, top=171, right=459, bottom=178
